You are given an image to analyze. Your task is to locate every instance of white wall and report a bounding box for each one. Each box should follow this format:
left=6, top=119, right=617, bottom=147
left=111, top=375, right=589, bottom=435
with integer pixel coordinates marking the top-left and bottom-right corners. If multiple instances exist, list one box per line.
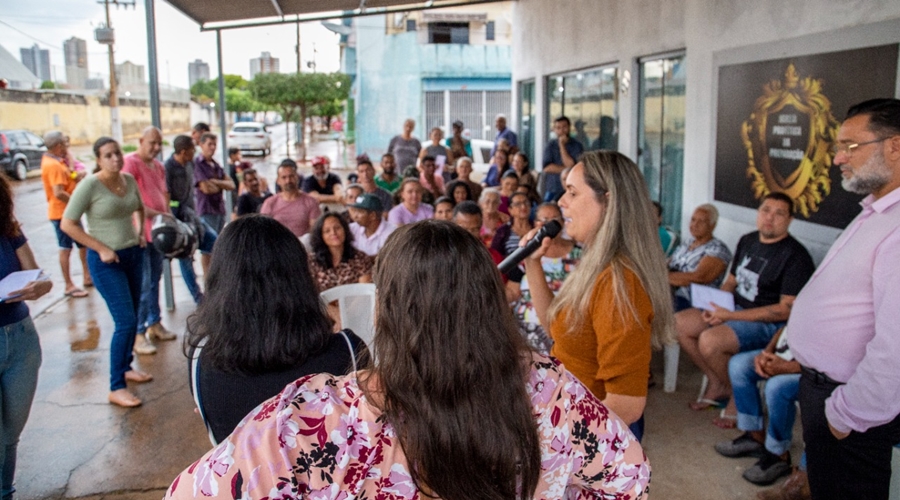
left=512, top=0, right=900, bottom=263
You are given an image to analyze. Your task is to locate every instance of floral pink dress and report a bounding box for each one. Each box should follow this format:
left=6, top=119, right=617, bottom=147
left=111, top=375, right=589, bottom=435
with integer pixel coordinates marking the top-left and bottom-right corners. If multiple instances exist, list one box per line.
left=165, top=354, right=650, bottom=499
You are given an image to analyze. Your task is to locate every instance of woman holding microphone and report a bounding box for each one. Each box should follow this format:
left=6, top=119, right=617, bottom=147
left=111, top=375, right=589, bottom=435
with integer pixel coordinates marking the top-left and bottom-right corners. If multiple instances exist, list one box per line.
left=525, top=150, right=674, bottom=441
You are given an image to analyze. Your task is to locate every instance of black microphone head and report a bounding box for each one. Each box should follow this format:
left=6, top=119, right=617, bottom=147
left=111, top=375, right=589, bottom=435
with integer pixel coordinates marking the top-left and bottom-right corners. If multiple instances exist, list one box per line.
left=538, top=219, right=562, bottom=240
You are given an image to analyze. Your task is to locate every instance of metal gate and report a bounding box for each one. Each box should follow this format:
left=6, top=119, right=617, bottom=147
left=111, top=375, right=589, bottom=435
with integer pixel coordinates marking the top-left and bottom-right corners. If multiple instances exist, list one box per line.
left=424, top=89, right=511, bottom=140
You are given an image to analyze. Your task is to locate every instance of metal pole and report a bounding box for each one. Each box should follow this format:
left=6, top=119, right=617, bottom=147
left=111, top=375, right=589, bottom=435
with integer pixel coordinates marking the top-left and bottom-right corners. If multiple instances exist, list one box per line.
left=144, top=0, right=174, bottom=310
left=296, top=22, right=301, bottom=74
left=105, top=0, right=123, bottom=142
left=216, top=29, right=232, bottom=215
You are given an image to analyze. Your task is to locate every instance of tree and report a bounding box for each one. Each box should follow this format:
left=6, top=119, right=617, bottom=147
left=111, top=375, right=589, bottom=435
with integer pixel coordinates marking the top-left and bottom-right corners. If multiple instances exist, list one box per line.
left=190, top=79, right=217, bottom=103
left=250, top=72, right=349, bottom=160
left=310, top=99, right=345, bottom=130
left=40, top=80, right=57, bottom=89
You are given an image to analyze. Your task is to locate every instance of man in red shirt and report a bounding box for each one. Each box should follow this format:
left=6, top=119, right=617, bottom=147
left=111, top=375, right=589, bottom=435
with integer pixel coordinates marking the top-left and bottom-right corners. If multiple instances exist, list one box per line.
left=122, top=127, right=176, bottom=356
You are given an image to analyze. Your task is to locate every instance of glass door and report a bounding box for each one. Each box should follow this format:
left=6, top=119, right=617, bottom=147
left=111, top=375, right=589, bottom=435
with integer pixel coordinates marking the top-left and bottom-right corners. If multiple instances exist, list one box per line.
left=518, top=80, right=536, bottom=161
left=638, top=54, right=686, bottom=229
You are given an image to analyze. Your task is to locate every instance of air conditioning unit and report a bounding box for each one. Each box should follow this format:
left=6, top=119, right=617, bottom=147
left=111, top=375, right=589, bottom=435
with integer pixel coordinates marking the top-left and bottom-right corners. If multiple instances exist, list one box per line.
left=94, top=27, right=115, bottom=45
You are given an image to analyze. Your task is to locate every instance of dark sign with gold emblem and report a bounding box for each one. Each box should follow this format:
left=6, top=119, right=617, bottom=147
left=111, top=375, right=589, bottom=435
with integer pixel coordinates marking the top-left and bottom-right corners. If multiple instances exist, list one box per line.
left=714, top=44, right=898, bottom=229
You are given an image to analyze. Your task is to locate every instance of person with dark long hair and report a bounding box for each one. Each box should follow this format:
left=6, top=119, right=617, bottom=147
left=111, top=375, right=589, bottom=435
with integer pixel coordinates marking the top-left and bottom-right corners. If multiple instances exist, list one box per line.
left=525, top=150, right=675, bottom=442
left=61, top=137, right=150, bottom=408
left=166, top=220, right=649, bottom=499
left=0, top=173, right=52, bottom=500
left=184, top=215, right=365, bottom=444
left=308, top=212, right=373, bottom=292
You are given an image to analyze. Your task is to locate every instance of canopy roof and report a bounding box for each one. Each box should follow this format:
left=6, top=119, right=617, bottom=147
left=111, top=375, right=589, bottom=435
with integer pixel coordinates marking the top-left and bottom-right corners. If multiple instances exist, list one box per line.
left=164, top=0, right=507, bottom=31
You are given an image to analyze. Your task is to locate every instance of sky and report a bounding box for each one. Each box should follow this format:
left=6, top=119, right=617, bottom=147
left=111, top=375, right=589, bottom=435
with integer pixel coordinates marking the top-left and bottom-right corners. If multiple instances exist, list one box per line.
left=0, top=0, right=341, bottom=89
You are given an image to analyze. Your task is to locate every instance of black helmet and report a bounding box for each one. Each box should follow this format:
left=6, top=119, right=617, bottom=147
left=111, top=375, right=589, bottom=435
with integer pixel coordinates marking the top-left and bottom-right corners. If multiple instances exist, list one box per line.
left=150, top=215, right=198, bottom=259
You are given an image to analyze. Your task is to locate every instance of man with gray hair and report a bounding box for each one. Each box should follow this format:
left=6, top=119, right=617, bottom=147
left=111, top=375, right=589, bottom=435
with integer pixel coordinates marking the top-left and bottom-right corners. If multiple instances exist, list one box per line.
left=491, top=114, right=518, bottom=156
left=40, top=130, right=90, bottom=298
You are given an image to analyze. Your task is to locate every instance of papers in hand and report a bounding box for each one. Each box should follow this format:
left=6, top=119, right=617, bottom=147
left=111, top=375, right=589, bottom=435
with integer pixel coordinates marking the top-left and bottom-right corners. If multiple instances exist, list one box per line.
left=0, top=270, right=46, bottom=302
left=690, top=283, right=735, bottom=312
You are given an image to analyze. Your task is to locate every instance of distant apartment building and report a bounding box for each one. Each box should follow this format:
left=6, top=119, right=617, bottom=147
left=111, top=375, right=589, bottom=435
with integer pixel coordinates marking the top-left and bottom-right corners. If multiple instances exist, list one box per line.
left=85, top=78, right=105, bottom=90
left=115, top=60, right=145, bottom=86
left=250, top=52, right=279, bottom=79
left=188, top=59, right=210, bottom=87
left=0, top=44, right=40, bottom=89
left=64, top=37, right=89, bottom=89
left=337, top=2, right=513, bottom=159
left=20, top=44, right=51, bottom=82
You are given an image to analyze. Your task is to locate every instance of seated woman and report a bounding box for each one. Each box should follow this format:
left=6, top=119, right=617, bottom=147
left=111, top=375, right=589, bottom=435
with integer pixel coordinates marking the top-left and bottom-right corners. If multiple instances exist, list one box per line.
left=388, top=178, right=434, bottom=226
left=508, top=202, right=580, bottom=355
left=166, top=220, right=650, bottom=500
left=445, top=179, right=473, bottom=204
left=668, top=204, right=732, bottom=312
left=184, top=215, right=366, bottom=444
left=483, top=148, right=511, bottom=187
left=498, top=170, right=520, bottom=215
left=491, top=192, right=533, bottom=259
left=433, top=196, right=455, bottom=221
left=478, top=188, right=508, bottom=247
left=309, top=212, right=374, bottom=292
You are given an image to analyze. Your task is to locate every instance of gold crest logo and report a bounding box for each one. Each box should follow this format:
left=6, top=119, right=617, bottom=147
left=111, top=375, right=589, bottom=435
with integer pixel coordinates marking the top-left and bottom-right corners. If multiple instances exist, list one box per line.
left=740, top=63, right=839, bottom=217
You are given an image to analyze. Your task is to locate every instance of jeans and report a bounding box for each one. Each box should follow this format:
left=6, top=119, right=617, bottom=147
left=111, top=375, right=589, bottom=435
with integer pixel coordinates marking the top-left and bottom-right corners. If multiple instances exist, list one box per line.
left=137, top=245, right=164, bottom=333
left=177, top=220, right=216, bottom=304
left=87, top=246, right=143, bottom=392
left=729, top=350, right=800, bottom=456
left=201, top=213, right=225, bottom=234
left=0, top=317, right=41, bottom=500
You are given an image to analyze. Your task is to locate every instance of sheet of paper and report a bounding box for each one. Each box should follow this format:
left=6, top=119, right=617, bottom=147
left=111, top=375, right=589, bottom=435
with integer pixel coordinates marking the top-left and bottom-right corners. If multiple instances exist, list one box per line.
left=0, top=270, right=43, bottom=301
left=690, top=283, right=735, bottom=312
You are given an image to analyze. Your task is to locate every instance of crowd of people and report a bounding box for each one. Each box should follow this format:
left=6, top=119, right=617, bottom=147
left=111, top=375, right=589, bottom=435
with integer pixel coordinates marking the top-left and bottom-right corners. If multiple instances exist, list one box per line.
left=2, top=98, right=899, bottom=499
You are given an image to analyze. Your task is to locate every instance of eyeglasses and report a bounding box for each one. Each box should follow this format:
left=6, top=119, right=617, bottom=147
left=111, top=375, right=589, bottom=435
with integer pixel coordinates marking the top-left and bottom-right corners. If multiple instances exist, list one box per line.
left=830, top=138, right=889, bottom=156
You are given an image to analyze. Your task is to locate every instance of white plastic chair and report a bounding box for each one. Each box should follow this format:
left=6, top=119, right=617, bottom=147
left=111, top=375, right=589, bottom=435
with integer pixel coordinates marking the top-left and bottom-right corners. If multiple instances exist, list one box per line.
left=320, top=283, right=377, bottom=351
left=663, top=342, right=680, bottom=393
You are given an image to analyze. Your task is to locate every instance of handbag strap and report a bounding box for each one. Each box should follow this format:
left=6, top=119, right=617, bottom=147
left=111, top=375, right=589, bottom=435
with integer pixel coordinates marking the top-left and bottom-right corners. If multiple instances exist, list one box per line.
left=189, top=339, right=218, bottom=446
left=338, top=329, right=358, bottom=373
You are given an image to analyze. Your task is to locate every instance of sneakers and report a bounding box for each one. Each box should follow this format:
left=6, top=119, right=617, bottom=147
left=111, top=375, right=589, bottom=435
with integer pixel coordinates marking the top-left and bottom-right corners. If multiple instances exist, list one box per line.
left=715, top=432, right=764, bottom=458
left=133, top=334, right=157, bottom=355
left=146, top=323, right=176, bottom=341
left=743, top=451, right=792, bottom=485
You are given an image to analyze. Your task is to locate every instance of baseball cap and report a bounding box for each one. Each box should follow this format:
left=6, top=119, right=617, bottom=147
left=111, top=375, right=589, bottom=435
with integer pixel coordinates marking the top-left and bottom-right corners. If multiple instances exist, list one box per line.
left=311, top=156, right=330, bottom=166
left=349, top=193, right=384, bottom=213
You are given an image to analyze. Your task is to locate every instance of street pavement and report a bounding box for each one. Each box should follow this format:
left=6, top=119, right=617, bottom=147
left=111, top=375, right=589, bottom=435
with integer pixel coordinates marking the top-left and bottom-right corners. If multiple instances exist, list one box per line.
left=9, top=130, right=792, bottom=499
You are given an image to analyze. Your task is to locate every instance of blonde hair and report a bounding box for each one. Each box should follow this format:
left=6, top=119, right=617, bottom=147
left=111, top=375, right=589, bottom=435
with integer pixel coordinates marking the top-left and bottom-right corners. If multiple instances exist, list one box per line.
left=547, top=151, right=675, bottom=349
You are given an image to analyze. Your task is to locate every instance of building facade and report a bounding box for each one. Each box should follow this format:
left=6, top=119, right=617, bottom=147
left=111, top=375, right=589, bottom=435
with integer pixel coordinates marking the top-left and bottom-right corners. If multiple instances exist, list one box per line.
left=64, top=37, right=89, bottom=89
left=20, top=44, right=51, bottom=82
left=347, top=1, right=514, bottom=159
left=512, top=0, right=900, bottom=262
left=115, top=60, right=145, bottom=87
left=188, top=59, right=210, bottom=88
left=250, top=52, right=280, bottom=79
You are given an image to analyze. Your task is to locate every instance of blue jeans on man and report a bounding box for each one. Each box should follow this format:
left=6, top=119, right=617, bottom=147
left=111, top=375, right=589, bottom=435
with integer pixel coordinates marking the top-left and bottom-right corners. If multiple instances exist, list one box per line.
left=0, top=317, right=41, bottom=500
left=177, top=219, right=217, bottom=303
left=86, top=246, right=143, bottom=392
left=137, top=244, right=165, bottom=334
left=730, top=349, right=800, bottom=455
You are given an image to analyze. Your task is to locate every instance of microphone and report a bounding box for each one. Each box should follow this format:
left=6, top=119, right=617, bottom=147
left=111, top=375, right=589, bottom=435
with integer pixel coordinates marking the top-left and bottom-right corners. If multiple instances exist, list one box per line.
left=498, top=219, right=562, bottom=275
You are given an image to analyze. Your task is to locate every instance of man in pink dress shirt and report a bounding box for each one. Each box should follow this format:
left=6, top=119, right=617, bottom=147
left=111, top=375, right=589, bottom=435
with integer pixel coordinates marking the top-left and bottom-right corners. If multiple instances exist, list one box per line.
left=790, top=98, right=900, bottom=499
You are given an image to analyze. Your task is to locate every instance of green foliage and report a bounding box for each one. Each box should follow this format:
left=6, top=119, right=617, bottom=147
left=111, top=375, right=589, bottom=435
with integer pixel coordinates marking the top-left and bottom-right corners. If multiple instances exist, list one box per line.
left=225, top=88, right=264, bottom=113
left=121, top=144, right=138, bottom=153
left=40, top=80, right=57, bottom=89
left=190, top=79, right=217, bottom=101
left=223, top=74, right=248, bottom=90
left=310, top=99, right=344, bottom=120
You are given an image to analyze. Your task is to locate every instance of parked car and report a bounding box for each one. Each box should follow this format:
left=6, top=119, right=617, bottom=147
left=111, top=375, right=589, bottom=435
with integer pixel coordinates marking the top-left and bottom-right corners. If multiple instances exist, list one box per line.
left=227, top=122, right=271, bottom=156
left=0, top=130, right=47, bottom=180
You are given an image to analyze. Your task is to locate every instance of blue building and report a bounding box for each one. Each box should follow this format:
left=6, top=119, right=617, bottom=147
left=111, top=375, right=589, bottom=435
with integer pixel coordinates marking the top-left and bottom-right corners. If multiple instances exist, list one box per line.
left=338, top=4, right=513, bottom=159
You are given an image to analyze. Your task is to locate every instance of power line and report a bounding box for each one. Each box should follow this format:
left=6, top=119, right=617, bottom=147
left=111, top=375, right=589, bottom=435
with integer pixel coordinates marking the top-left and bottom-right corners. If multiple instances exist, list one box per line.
left=0, top=18, right=111, bottom=56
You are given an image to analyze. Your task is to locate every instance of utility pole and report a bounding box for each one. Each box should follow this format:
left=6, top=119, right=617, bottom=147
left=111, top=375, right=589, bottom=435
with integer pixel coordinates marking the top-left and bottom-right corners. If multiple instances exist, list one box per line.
left=95, top=0, right=135, bottom=143
left=295, top=22, right=301, bottom=74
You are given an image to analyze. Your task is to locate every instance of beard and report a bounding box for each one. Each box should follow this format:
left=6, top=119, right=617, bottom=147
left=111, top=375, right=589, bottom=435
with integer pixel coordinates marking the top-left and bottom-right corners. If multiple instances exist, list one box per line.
left=842, top=149, right=892, bottom=195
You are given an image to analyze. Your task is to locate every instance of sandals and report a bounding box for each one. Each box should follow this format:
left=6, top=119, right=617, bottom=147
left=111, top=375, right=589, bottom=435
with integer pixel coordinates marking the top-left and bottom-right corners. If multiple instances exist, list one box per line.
left=124, top=370, right=153, bottom=383
left=108, top=389, right=142, bottom=408
left=689, top=396, right=729, bottom=411
left=64, top=288, right=89, bottom=298
left=713, top=408, right=738, bottom=429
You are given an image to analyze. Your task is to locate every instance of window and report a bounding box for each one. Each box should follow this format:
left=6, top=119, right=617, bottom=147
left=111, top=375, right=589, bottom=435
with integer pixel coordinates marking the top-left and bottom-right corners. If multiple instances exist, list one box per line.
left=423, top=89, right=511, bottom=141
left=406, top=19, right=416, bottom=32
left=638, top=54, right=686, bottom=229
left=428, top=22, right=469, bottom=44
left=546, top=66, right=619, bottom=152
left=486, top=21, right=495, bottom=41
left=518, top=80, right=536, bottom=162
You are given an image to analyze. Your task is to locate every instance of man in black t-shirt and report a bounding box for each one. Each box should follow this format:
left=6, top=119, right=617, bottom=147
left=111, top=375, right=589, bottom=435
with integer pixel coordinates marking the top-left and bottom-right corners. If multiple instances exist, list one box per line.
left=676, top=193, right=815, bottom=412
left=235, top=169, right=271, bottom=217
left=302, top=156, right=343, bottom=213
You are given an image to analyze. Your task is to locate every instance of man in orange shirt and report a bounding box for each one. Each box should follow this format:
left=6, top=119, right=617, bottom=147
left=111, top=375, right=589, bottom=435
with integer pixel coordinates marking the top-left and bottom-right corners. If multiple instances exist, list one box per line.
left=40, top=130, right=90, bottom=297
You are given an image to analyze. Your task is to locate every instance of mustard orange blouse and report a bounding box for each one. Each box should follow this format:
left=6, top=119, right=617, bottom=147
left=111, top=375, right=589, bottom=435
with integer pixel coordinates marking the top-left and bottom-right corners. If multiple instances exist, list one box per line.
left=550, top=265, right=653, bottom=400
